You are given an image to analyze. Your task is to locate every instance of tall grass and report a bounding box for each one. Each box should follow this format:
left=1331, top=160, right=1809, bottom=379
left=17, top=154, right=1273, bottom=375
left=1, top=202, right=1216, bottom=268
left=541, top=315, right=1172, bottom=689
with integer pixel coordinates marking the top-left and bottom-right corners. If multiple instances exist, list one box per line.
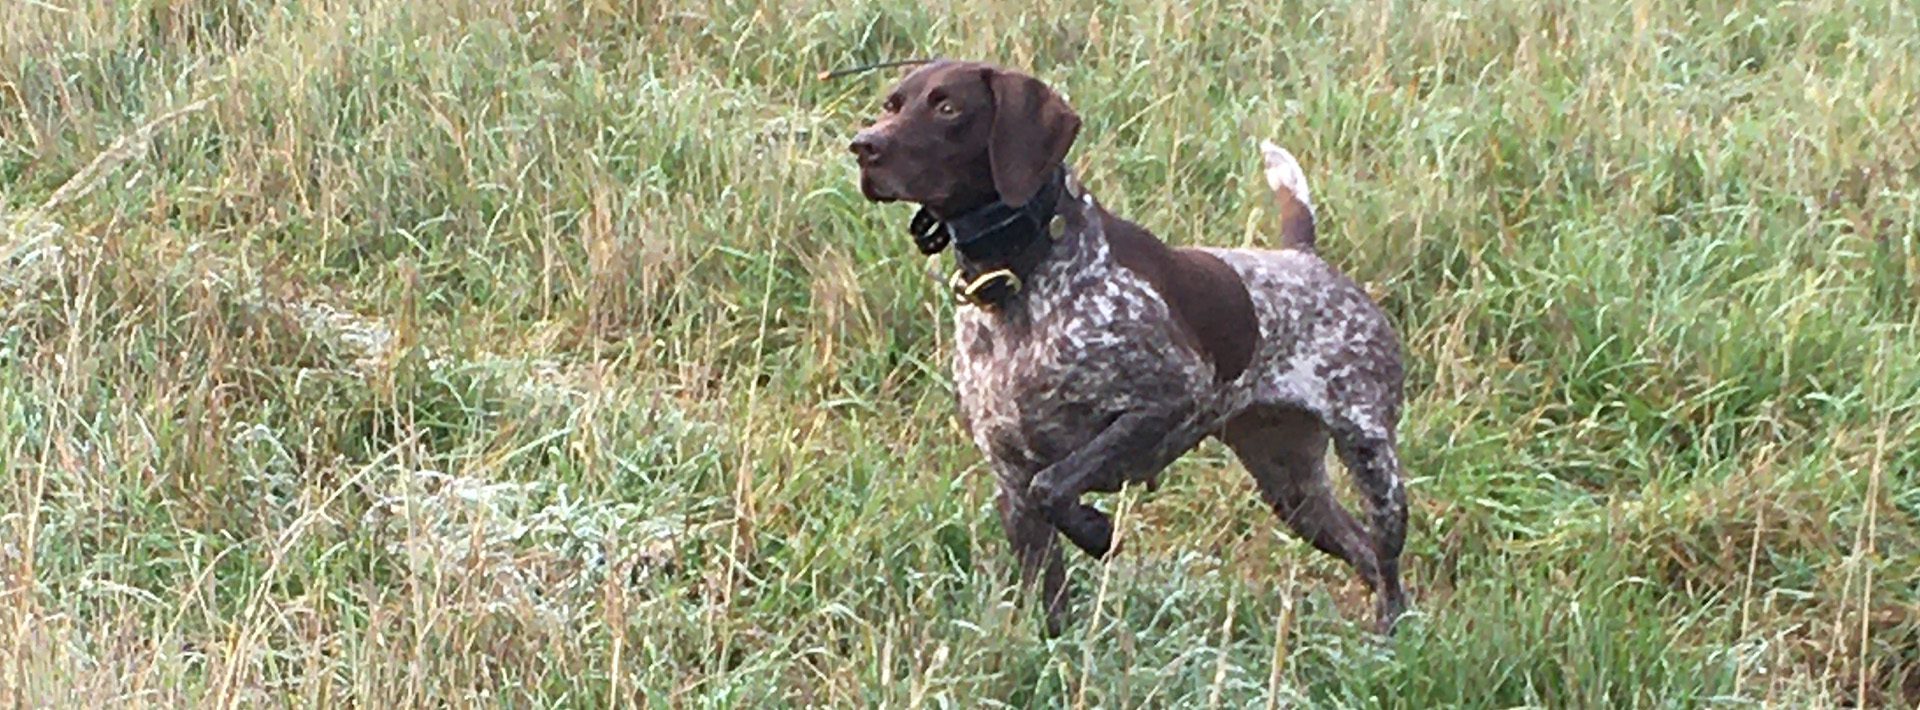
left=2, top=0, right=1916, bottom=706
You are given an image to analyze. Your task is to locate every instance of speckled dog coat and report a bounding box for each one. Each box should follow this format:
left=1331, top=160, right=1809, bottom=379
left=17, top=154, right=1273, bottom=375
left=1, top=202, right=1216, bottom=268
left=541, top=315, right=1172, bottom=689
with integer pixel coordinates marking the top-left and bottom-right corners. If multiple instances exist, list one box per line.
left=850, top=61, right=1409, bottom=635
left=953, top=160, right=1408, bottom=633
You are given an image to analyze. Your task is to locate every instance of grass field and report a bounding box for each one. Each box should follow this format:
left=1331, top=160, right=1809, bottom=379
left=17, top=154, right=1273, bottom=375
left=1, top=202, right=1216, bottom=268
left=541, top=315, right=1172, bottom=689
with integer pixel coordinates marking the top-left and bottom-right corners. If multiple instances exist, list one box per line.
left=2, top=0, right=1917, bottom=706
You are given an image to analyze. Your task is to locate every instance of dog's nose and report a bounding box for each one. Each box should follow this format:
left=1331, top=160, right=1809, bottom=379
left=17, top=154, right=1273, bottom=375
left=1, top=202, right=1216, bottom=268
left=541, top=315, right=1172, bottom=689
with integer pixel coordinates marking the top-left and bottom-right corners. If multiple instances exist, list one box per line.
left=849, top=130, right=885, bottom=164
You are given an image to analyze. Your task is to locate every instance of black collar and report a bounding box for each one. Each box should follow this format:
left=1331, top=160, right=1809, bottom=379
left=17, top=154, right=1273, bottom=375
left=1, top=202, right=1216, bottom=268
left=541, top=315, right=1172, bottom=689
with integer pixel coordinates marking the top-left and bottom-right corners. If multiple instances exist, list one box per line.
left=907, top=167, right=1067, bottom=308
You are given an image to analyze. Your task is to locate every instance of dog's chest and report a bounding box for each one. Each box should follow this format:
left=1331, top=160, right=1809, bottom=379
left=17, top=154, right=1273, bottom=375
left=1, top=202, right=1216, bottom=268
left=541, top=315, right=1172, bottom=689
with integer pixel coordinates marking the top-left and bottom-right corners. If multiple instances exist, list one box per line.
left=951, top=260, right=1211, bottom=469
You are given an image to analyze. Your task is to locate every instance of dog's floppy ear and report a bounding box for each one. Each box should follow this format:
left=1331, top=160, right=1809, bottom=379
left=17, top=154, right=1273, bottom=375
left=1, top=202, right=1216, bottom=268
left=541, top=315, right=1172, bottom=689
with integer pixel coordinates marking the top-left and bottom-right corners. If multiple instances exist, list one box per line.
left=985, top=68, right=1080, bottom=207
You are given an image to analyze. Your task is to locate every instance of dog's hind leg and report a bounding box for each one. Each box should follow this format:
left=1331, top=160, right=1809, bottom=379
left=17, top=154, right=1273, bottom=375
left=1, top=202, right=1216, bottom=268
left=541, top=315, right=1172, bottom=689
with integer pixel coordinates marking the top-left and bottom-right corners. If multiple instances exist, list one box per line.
left=1329, top=429, right=1409, bottom=634
left=1221, top=406, right=1382, bottom=595
left=1315, top=318, right=1412, bottom=633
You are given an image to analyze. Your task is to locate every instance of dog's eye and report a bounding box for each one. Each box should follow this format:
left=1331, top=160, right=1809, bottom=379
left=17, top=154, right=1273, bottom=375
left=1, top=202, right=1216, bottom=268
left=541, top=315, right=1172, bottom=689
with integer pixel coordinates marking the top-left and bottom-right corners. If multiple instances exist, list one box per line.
left=935, top=101, right=959, bottom=117
left=882, top=96, right=902, bottom=114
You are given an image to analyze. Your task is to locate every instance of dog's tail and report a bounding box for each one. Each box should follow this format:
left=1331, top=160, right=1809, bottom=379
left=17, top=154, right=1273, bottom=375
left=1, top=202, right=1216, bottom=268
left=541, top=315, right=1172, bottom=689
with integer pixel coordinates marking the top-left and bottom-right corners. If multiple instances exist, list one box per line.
left=1260, top=140, right=1316, bottom=252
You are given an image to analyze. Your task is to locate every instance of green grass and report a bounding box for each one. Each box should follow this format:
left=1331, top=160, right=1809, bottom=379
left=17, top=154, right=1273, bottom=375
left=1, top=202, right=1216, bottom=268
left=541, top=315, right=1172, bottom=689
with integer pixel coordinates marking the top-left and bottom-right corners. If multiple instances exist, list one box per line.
left=3, top=0, right=1917, bottom=706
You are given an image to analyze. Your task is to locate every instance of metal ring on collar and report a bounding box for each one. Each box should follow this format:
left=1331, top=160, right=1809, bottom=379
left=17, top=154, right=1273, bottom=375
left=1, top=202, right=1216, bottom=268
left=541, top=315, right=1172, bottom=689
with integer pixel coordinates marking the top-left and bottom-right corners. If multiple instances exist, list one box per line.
left=949, top=268, right=1022, bottom=308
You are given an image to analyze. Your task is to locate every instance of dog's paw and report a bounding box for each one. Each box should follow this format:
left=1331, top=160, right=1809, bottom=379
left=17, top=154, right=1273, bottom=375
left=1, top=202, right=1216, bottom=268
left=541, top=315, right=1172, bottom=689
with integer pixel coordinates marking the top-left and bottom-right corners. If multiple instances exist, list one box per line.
left=1042, top=611, right=1067, bottom=639
left=1060, top=504, right=1114, bottom=560
left=1374, top=593, right=1408, bottom=637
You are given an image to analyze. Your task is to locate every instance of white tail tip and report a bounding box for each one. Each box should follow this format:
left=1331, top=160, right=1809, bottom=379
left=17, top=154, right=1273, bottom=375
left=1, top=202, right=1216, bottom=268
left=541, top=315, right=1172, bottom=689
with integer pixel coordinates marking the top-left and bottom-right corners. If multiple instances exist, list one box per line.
left=1260, top=140, right=1314, bottom=217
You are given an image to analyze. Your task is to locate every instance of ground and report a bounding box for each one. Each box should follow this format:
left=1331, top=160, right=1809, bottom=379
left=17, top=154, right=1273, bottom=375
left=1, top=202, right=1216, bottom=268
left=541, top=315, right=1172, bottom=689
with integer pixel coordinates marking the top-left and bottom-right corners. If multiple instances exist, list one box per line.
left=1, top=0, right=1917, bottom=706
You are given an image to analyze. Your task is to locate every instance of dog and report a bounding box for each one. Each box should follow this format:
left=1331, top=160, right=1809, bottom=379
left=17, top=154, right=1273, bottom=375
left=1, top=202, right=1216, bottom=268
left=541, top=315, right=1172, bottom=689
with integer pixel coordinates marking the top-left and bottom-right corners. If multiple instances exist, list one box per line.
left=849, top=60, right=1410, bottom=635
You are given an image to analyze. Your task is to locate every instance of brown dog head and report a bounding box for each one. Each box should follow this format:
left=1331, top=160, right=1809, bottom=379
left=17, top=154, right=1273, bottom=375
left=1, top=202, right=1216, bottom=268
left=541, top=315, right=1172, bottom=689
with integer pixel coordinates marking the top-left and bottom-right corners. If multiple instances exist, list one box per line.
left=849, top=61, right=1081, bottom=217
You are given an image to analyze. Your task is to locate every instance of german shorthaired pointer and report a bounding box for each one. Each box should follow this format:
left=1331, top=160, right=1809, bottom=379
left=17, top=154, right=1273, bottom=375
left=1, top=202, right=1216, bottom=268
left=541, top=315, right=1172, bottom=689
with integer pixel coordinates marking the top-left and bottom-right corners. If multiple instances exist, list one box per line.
left=849, top=60, right=1410, bottom=635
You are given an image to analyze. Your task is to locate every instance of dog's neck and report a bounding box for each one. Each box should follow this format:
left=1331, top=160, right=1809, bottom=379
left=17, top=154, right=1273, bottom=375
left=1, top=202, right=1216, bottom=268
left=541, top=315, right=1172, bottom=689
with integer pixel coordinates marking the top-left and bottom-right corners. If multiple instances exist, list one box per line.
left=909, top=167, right=1067, bottom=309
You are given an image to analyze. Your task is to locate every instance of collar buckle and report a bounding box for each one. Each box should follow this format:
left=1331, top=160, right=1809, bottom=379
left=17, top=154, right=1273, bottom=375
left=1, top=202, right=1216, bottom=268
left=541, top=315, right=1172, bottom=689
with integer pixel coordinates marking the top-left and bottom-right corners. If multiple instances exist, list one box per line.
left=949, top=268, right=1022, bottom=309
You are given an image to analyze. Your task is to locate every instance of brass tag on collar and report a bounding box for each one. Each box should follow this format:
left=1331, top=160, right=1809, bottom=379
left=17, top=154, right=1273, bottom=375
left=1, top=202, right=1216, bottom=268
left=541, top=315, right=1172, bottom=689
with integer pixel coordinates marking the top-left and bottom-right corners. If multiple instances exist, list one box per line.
left=949, top=268, right=1023, bottom=309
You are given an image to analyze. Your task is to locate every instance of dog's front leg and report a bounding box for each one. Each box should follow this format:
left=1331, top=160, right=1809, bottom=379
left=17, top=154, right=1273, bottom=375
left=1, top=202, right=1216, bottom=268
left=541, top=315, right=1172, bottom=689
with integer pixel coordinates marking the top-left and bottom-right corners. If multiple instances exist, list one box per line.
left=996, top=477, right=1069, bottom=635
left=1027, top=405, right=1193, bottom=559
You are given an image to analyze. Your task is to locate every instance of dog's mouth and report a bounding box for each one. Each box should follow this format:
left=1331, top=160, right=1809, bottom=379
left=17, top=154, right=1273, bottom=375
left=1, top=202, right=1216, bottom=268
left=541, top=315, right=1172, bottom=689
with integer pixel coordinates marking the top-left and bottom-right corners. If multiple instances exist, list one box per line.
left=858, top=173, right=899, bottom=203
left=862, top=170, right=938, bottom=205
left=858, top=167, right=955, bottom=208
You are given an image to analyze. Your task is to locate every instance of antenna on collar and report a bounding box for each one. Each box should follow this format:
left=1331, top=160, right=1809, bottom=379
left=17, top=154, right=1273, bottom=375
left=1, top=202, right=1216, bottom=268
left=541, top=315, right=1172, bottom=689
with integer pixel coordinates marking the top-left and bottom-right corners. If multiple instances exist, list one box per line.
left=817, top=58, right=938, bottom=82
